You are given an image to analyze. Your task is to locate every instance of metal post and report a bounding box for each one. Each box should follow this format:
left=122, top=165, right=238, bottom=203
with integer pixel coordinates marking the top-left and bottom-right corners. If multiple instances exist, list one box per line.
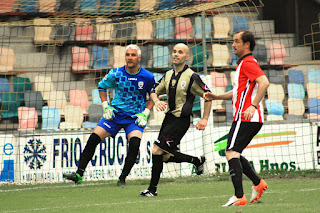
left=200, top=1, right=208, bottom=76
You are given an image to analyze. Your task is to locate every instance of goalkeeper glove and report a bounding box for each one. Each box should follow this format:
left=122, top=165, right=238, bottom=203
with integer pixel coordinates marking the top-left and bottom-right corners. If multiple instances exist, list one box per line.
left=102, top=101, right=118, bottom=120
left=131, top=108, right=150, bottom=128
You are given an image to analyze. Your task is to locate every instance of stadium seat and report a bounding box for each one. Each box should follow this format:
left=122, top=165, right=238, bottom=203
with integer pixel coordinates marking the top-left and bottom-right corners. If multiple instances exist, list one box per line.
left=19, top=0, right=36, bottom=12
left=156, top=19, right=173, bottom=39
left=267, top=84, right=285, bottom=101
left=233, top=16, right=249, bottom=33
left=138, top=45, right=152, bottom=68
left=175, top=17, right=192, bottom=39
left=307, top=69, right=320, bottom=83
left=210, top=86, right=225, bottom=110
left=13, top=76, right=31, bottom=102
left=287, top=83, right=305, bottom=99
left=210, top=72, right=228, bottom=87
left=212, top=44, right=229, bottom=67
left=24, top=91, right=44, bottom=116
left=18, top=107, right=38, bottom=130
left=1, top=92, right=21, bottom=118
left=113, top=45, right=126, bottom=68
left=252, top=43, right=267, bottom=64
left=288, top=69, right=304, bottom=85
left=153, top=73, right=164, bottom=82
left=72, top=46, right=90, bottom=71
left=194, top=16, right=211, bottom=39
left=0, top=78, right=10, bottom=101
left=192, top=95, right=201, bottom=112
left=269, top=43, right=286, bottom=65
left=92, top=88, right=102, bottom=105
left=69, top=90, right=89, bottom=114
left=225, top=99, right=233, bottom=122
left=192, top=44, right=209, bottom=68
left=265, top=99, right=284, bottom=121
left=0, top=47, right=15, bottom=72
left=80, top=0, right=97, bottom=12
left=56, top=25, right=73, bottom=41
left=0, top=0, right=15, bottom=13
left=307, top=83, right=320, bottom=99
left=47, top=90, right=67, bottom=115
left=136, top=21, right=153, bottom=40
left=114, top=23, right=135, bottom=40
left=41, top=106, right=60, bottom=130
left=34, top=18, right=52, bottom=43
left=287, top=98, right=305, bottom=117
left=75, top=18, right=93, bottom=41
left=33, top=75, right=55, bottom=100
left=153, top=45, right=170, bottom=68
left=39, top=0, right=56, bottom=12
left=213, top=16, right=230, bottom=38
left=99, top=0, right=119, bottom=12
left=119, top=0, right=137, bottom=12
left=59, top=0, right=77, bottom=12
left=82, top=104, right=102, bottom=128
left=307, top=98, right=320, bottom=119
left=139, top=0, right=156, bottom=12
left=92, top=46, right=109, bottom=69
left=268, top=69, right=285, bottom=84
left=95, top=18, right=114, bottom=40
left=158, top=0, right=175, bottom=10
left=59, top=105, right=84, bottom=129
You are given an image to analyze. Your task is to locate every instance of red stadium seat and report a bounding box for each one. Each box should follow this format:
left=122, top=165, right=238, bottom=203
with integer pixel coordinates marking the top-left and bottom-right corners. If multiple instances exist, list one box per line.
left=69, top=90, right=89, bottom=114
left=269, top=43, right=286, bottom=65
left=18, top=107, right=38, bottom=130
left=72, top=46, right=90, bottom=71
left=75, top=18, right=93, bottom=41
left=175, top=17, right=192, bottom=39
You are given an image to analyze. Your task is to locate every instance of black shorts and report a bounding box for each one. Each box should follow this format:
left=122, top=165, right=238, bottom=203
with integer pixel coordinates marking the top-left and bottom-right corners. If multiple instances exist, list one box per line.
left=154, top=113, right=190, bottom=154
left=227, top=121, right=263, bottom=153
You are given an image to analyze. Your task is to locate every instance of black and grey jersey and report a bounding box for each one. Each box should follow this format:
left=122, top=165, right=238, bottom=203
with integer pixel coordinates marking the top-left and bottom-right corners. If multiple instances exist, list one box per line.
left=151, top=65, right=211, bottom=117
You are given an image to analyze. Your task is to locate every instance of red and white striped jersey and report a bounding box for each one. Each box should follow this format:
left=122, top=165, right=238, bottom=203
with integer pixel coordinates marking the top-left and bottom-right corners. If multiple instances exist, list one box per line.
left=232, top=54, right=265, bottom=123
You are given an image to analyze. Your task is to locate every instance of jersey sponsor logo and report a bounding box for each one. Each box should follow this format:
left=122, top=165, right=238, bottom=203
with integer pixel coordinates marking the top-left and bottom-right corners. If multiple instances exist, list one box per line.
left=138, top=81, right=144, bottom=89
left=128, top=78, right=137, bottom=81
left=181, top=81, right=187, bottom=89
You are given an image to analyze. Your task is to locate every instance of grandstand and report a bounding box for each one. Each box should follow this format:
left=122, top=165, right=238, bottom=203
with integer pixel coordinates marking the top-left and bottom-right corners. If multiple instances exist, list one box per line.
left=0, top=0, right=319, bottom=184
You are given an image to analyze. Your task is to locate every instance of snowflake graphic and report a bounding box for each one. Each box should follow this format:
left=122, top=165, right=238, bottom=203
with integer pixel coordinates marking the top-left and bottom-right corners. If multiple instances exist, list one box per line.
left=23, top=139, right=47, bottom=170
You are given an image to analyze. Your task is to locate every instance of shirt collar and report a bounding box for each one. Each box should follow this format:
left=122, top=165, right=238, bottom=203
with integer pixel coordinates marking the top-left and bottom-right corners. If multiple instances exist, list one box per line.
left=237, top=53, right=252, bottom=65
left=173, top=64, right=189, bottom=73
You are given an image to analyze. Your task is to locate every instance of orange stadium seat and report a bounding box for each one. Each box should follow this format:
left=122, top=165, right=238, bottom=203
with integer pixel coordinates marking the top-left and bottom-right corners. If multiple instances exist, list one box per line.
left=0, top=0, right=15, bottom=13
left=96, top=18, right=114, bottom=40
left=34, top=18, right=52, bottom=42
left=39, top=0, right=56, bottom=12
left=136, top=21, right=153, bottom=40
left=0, top=48, right=15, bottom=72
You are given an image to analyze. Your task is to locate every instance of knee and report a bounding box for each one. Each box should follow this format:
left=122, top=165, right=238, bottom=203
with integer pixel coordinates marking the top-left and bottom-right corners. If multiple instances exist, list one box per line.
left=128, top=137, right=141, bottom=153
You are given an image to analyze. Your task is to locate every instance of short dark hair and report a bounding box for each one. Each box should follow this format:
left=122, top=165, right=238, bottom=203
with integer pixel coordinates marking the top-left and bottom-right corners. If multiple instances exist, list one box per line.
left=237, top=30, right=256, bottom=51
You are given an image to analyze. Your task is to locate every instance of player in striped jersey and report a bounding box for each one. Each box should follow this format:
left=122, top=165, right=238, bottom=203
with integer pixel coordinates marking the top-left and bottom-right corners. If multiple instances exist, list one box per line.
left=204, top=30, right=270, bottom=206
left=139, top=43, right=212, bottom=197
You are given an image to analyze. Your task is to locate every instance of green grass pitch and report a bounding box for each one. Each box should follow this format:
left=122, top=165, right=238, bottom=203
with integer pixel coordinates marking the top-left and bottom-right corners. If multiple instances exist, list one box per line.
left=0, top=174, right=319, bottom=213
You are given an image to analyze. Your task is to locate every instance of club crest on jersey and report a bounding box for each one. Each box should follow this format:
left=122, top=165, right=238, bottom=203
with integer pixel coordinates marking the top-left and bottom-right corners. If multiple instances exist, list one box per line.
left=171, top=79, right=176, bottom=87
left=138, top=81, right=144, bottom=89
left=181, top=81, right=187, bottom=89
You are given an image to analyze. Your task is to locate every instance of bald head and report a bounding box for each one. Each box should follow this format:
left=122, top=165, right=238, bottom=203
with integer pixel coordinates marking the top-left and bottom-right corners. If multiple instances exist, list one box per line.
left=174, top=43, right=189, bottom=55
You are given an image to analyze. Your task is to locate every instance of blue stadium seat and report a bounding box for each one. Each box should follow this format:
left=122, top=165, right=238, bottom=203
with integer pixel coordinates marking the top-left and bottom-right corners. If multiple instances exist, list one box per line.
left=100, top=0, right=118, bottom=12
left=231, top=47, right=238, bottom=65
left=92, top=89, right=102, bottom=105
left=156, top=19, right=173, bottom=39
left=308, top=98, right=320, bottom=114
left=287, top=83, right=305, bottom=99
left=307, top=69, right=320, bottom=84
left=19, top=0, right=36, bottom=12
left=288, top=69, right=304, bottom=85
left=158, top=0, right=175, bottom=10
left=0, top=78, right=10, bottom=102
left=41, top=106, right=61, bottom=130
left=80, top=0, right=97, bottom=12
left=233, top=16, right=249, bottom=33
left=265, top=99, right=285, bottom=116
left=92, top=46, right=109, bottom=69
left=153, top=45, right=170, bottom=68
left=194, top=16, right=211, bottom=39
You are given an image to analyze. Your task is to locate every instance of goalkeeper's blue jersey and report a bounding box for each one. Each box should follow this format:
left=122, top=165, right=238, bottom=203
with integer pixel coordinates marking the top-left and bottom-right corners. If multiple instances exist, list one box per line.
left=98, top=65, right=155, bottom=114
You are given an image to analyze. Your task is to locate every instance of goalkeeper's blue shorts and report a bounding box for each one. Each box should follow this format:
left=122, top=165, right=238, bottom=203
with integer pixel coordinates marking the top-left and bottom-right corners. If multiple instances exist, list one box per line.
left=97, top=106, right=144, bottom=137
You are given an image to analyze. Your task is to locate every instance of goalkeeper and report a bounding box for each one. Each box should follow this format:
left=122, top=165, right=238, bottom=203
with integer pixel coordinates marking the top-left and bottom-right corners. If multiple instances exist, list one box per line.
left=63, top=44, right=155, bottom=186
